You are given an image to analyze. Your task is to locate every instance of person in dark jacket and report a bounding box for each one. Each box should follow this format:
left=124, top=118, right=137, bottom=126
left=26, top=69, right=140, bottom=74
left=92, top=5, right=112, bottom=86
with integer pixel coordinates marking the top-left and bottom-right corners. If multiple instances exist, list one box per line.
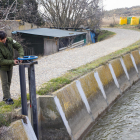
left=0, top=31, right=24, bottom=105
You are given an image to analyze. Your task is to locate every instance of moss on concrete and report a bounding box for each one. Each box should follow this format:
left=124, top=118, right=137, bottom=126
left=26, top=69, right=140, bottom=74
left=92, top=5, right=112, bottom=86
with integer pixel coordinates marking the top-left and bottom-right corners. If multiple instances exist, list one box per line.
left=131, top=50, right=140, bottom=65
left=122, top=54, right=134, bottom=71
left=110, top=59, right=124, bottom=78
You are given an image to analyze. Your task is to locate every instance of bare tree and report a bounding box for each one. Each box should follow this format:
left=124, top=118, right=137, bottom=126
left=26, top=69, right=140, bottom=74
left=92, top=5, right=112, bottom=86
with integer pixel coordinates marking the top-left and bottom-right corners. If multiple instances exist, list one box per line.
left=0, top=0, right=37, bottom=57
left=85, top=0, right=103, bottom=31
left=0, top=0, right=45, bottom=30
left=16, top=0, right=45, bottom=26
left=0, top=0, right=18, bottom=31
left=38, top=0, right=103, bottom=31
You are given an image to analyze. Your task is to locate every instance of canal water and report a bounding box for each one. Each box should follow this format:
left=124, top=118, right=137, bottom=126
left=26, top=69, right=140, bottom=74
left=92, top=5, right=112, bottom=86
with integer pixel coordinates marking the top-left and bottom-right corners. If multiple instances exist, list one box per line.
left=84, top=80, right=140, bottom=140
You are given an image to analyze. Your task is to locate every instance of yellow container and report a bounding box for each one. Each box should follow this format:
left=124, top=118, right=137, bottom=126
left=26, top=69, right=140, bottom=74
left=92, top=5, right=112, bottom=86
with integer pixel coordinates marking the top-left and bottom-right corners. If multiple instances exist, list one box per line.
left=130, top=17, right=139, bottom=25
left=119, top=17, right=127, bottom=25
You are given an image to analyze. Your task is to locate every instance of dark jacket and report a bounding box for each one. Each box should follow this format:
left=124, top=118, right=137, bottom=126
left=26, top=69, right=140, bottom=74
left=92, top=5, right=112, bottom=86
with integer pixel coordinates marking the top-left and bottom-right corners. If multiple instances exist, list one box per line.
left=0, top=37, right=24, bottom=71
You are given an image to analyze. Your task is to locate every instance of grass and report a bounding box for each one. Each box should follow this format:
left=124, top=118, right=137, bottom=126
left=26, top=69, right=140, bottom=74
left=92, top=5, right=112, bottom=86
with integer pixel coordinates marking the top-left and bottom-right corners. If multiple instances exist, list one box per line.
left=97, top=30, right=116, bottom=42
left=0, top=94, right=30, bottom=127
left=37, top=78, right=71, bottom=95
left=0, top=100, right=21, bottom=127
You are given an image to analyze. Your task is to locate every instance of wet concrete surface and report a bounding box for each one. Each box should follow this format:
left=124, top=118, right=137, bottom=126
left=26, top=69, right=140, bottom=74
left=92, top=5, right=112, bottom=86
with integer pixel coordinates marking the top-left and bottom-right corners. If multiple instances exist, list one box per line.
left=41, top=126, right=70, bottom=140
left=84, top=80, right=140, bottom=140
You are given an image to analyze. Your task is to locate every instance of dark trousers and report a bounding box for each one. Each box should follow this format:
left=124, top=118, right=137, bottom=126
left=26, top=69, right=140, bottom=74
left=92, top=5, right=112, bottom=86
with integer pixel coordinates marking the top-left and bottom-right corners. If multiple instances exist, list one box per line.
left=0, top=69, right=13, bottom=100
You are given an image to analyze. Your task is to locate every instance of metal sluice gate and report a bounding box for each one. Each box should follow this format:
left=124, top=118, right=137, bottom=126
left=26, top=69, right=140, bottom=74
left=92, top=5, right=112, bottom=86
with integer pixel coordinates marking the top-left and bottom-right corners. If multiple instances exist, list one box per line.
left=18, top=56, right=39, bottom=139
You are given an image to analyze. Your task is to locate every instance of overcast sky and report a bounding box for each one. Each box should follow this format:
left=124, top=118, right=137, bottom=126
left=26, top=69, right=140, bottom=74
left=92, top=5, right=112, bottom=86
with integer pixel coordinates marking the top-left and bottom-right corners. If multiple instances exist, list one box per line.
left=104, top=0, right=140, bottom=11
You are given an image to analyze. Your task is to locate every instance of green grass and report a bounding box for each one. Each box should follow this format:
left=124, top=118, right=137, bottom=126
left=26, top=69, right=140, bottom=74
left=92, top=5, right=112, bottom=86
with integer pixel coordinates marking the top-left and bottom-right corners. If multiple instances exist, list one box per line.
left=0, top=94, right=30, bottom=127
left=0, top=99, right=21, bottom=127
left=98, top=30, right=116, bottom=42
left=37, top=78, right=71, bottom=95
left=0, top=114, right=10, bottom=126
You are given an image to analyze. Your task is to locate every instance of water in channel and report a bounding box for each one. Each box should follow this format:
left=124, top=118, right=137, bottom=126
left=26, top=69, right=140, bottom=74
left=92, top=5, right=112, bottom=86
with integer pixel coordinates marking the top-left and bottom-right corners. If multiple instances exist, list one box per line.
left=84, top=80, right=140, bottom=140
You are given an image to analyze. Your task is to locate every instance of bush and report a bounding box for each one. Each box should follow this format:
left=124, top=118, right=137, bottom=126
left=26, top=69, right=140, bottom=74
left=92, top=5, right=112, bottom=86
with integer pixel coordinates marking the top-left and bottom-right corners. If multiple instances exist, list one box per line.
left=136, top=24, right=140, bottom=29
left=109, top=23, right=115, bottom=27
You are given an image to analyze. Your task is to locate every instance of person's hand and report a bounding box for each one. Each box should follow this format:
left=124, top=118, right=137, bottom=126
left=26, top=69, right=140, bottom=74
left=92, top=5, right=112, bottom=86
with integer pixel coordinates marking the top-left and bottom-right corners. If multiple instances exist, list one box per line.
left=14, top=59, right=19, bottom=64
left=19, top=58, right=23, bottom=63
left=19, top=60, right=23, bottom=63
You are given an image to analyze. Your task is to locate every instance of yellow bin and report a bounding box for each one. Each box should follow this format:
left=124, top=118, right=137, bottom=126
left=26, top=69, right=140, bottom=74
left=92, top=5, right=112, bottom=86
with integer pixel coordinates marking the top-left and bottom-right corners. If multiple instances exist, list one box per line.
left=130, top=17, right=139, bottom=25
left=119, top=17, right=127, bottom=25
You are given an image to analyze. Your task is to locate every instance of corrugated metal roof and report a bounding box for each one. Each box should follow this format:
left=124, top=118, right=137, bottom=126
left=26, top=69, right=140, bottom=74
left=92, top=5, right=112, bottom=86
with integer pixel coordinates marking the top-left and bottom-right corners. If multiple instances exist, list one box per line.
left=15, top=28, right=86, bottom=38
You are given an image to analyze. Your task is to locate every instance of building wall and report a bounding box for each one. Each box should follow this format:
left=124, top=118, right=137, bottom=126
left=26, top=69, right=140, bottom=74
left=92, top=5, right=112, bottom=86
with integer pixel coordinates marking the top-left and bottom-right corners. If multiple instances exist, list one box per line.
left=86, top=30, right=92, bottom=43
left=14, top=32, right=86, bottom=56
left=44, top=38, right=59, bottom=55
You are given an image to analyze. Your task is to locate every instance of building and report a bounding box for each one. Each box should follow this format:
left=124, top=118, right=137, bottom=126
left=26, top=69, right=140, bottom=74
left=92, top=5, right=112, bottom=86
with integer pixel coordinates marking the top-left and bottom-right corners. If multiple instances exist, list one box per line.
left=12, top=28, right=87, bottom=56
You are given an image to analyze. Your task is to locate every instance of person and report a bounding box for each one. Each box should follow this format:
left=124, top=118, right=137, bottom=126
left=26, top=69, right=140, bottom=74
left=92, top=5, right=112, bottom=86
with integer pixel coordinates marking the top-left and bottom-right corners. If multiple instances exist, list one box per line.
left=0, top=31, right=24, bottom=105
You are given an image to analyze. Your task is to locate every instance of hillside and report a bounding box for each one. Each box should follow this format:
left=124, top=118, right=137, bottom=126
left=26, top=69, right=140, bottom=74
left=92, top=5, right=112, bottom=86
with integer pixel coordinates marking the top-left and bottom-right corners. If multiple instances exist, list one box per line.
left=104, top=6, right=140, bottom=18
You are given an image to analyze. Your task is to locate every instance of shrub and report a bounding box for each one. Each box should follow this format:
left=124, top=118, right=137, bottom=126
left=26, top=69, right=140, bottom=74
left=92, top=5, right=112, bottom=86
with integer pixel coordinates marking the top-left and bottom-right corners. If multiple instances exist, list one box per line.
left=136, top=24, right=140, bottom=29
left=109, top=23, right=115, bottom=27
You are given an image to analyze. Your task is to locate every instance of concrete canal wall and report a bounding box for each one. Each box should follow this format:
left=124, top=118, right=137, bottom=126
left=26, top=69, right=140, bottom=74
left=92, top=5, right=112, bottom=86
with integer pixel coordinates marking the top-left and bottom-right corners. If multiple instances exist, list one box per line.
left=0, top=116, right=37, bottom=140
left=4, top=49, right=140, bottom=140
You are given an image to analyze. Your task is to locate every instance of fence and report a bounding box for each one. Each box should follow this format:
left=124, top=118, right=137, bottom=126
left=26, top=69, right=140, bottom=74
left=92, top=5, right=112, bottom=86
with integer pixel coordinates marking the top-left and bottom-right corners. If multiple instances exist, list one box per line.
left=14, top=46, right=34, bottom=59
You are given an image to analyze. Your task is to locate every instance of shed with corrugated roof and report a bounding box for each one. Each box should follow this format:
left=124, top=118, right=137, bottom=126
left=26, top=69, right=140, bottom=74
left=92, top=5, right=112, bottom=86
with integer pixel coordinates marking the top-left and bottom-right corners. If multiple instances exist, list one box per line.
left=12, top=28, right=86, bottom=55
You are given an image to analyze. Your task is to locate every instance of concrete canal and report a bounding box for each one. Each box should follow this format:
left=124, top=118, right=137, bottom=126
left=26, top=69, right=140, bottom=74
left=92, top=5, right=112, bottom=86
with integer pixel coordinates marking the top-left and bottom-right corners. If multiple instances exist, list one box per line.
left=84, top=80, right=140, bottom=140
left=3, top=49, right=140, bottom=140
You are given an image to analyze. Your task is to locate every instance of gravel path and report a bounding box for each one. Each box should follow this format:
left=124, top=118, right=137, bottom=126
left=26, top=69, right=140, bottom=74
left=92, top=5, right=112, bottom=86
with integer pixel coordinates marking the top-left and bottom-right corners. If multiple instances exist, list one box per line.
left=1, top=28, right=140, bottom=101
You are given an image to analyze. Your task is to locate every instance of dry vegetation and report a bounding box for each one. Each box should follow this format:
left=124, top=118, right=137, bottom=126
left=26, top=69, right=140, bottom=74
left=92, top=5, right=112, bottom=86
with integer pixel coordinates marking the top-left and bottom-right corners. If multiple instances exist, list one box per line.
left=101, top=17, right=120, bottom=27
left=104, top=6, right=140, bottom=18
left=102, top=6, right=140, bottom=27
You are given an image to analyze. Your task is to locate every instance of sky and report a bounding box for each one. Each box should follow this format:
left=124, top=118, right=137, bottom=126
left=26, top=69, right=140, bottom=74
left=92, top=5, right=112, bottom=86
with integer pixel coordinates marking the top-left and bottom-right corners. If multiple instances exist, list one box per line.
left=104, top=0, right=140, bottom=11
